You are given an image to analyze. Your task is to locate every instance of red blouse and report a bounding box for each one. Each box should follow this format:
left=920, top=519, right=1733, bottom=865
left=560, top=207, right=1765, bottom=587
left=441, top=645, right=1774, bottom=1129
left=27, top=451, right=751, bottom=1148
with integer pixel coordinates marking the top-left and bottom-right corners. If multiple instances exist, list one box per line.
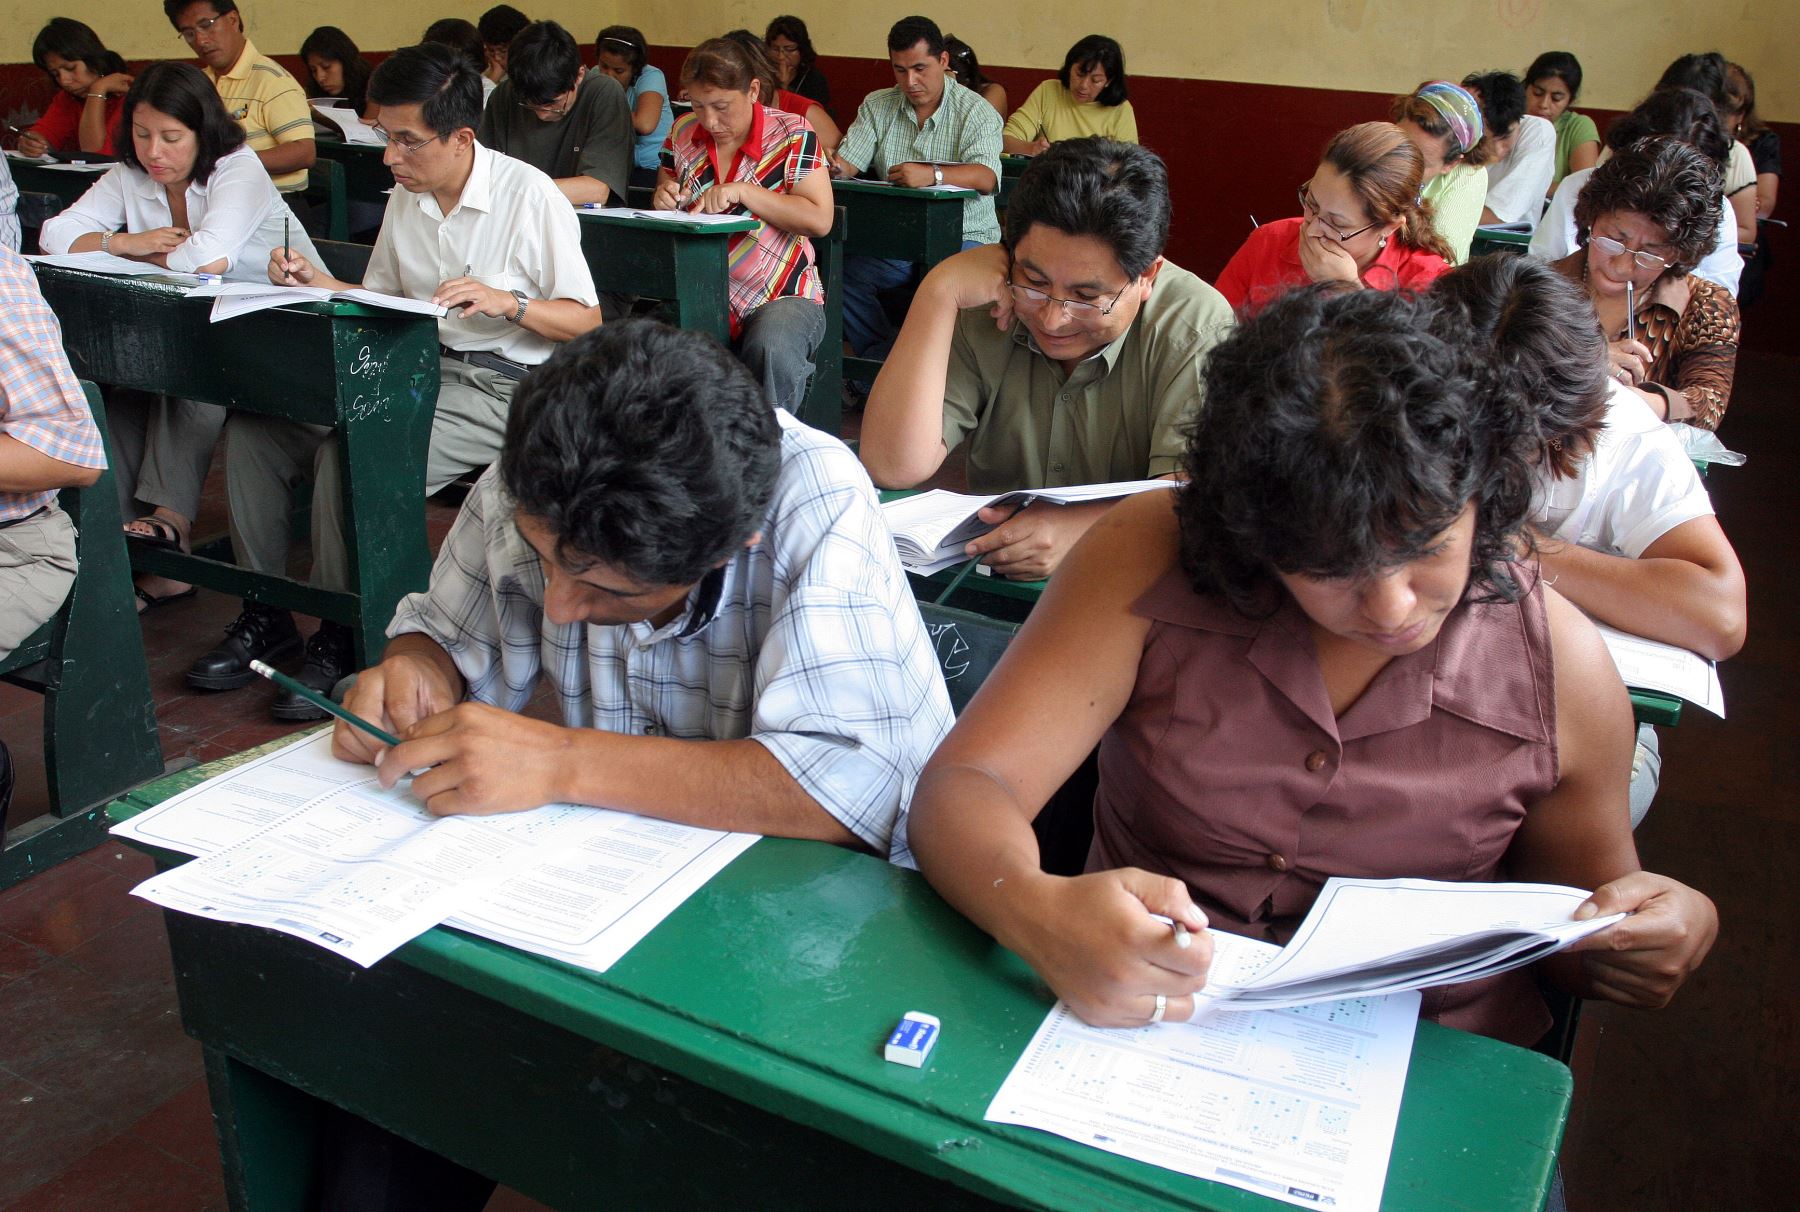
left=1214, top=217, right=1449, bottom=316
left=28, top=89, right=121, bottom=156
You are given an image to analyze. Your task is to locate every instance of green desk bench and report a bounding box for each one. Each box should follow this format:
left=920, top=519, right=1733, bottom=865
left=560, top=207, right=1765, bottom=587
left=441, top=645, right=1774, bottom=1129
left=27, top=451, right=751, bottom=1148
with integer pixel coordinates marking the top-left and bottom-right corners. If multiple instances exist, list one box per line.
left=112, top=745, right=1570, bottom=1212
left=35, top=265, right=441, bottom=664
left=834, top=178, right=974, bottom=384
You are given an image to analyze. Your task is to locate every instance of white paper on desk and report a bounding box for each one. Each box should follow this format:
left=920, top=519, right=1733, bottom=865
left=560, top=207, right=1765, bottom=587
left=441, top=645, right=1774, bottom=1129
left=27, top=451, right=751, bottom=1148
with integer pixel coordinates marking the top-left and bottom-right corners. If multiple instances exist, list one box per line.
left=987, top=932, right=1420, bottom=1212
left=129, top=770, right=556, bottom=967
left=1595, top=622, right=1726, bottom=717
left=882, top=480, right=1174, bottom=570
left=110, top=731, right=353, bottom=856
left=850, top=179, right=973, bottom=194
left=199, top=282, right=448, bottom=322
left=29, top=160, right=111, bottom=172
left=445, top=811, right=758, bottom=973
left=606, top=207, right=752, bottom=226
left=4, top=150, right=51, bottom=163
left=311, top=102, right=386, bottom=145
left=26, top=251, right=193, bottom=278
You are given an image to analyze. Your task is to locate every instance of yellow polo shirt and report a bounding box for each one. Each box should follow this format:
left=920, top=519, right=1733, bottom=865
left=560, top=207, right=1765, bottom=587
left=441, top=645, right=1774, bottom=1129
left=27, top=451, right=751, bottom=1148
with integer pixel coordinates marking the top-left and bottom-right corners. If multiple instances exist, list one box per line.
left=205, top=39, right=312, bottom=191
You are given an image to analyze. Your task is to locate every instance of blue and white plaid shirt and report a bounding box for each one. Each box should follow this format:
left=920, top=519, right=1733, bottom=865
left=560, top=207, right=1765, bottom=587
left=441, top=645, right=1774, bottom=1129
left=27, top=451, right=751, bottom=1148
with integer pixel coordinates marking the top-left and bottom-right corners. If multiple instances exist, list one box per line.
left=389, top=411, right=954, bottom=861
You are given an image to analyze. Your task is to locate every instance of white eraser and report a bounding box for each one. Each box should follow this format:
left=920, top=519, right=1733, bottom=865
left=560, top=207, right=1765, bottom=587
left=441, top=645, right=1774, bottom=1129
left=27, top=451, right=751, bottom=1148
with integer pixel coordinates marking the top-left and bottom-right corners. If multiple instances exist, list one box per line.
left=884, top=1011, right=940, bottom=1068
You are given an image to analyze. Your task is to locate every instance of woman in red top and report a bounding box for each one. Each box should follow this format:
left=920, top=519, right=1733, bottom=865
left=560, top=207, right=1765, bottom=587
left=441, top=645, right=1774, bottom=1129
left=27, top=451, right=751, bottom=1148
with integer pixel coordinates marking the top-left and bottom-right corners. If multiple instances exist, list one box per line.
left=1214, top=122, right=1453, bottom=316
left=18, top=19, right=129, bottom=158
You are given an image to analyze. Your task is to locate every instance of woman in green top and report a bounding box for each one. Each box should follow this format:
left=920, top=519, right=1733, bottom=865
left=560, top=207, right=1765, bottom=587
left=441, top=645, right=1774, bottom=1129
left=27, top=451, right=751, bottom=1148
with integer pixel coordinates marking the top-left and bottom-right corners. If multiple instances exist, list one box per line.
left=1525, top=51, right=1600, bottom=194
left=1003, top=35, right=1137, bottom=156
left=1391, top=80, right=1491, bottom=264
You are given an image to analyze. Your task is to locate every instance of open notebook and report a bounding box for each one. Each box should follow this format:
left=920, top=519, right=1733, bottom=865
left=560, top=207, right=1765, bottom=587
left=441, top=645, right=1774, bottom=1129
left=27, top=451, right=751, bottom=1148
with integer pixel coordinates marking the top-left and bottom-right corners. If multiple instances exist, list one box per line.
left=185, top=281, right=448, bottom=323
left=880, top=480, right=1175, bottom=572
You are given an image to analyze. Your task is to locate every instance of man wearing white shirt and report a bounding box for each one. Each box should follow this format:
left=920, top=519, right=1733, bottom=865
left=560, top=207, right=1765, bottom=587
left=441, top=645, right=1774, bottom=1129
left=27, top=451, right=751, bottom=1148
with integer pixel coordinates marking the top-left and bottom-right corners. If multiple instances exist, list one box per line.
left=198, top=43, right=600, bottom=720
left=1463, top=73, right=1554, bottom=231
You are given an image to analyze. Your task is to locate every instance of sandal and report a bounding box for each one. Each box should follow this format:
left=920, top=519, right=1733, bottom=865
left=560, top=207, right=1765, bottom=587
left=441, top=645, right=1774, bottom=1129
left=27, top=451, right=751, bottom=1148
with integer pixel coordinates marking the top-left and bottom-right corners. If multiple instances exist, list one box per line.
left=135, top=583, right=198, bottom=613
left=124, top=513, right=184, bottom=551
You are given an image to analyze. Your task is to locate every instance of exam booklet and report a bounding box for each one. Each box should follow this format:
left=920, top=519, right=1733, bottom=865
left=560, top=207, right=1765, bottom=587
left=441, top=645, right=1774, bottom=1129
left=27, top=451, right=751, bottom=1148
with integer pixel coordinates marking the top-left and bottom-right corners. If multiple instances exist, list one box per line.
left=1192, top=877, right=1623, bottom=1014
left=111, top=731, right=756, bottom=971
left=989, top=931, right=1421, bottom=1212
left=1594, top=622, right=1726, bottom=717
left=880, top=480, right=1176, bottom=573
left=185, top=280, right=449, bottom=323
left=311, top=100, right=385, bottom=146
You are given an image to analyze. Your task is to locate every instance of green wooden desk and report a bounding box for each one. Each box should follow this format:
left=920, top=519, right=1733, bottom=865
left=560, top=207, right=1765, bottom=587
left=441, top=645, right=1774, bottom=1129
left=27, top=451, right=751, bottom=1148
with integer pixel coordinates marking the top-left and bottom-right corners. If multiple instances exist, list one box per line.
left=35, top=265, right=440, bottom=664
left=111, top=749, right=1570, bottom=1212
left=834, top=178, right=974, bottom=383
left=1471, top=227, right=1532, bottom=258
left=998, top=153, right=1030, bottom=210
left=575, top=209, right=758, bottom=345
left=7, top=157, right=110, bottom=214
left=313, top=139, right=394, bottom=208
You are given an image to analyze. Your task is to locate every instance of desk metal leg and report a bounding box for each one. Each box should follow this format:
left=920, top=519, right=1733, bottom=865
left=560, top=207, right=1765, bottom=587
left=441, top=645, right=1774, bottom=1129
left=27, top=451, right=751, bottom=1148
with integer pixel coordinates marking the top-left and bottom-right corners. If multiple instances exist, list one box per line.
left=205, top=1047, right=320, bottom=1212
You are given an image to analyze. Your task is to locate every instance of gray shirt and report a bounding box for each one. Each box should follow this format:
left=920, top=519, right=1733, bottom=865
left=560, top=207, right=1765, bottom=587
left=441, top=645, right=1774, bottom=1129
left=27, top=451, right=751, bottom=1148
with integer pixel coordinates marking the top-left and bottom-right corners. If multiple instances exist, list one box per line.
left=478, top=70, right=633, bottom=202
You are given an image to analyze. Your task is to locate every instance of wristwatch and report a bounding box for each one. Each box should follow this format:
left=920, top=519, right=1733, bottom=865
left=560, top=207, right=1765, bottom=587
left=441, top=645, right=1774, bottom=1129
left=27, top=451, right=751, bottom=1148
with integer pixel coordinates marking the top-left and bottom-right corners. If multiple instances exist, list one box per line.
left=508, top=289, right=528, bottom=324
left=933, top=166, right=944, bottom=187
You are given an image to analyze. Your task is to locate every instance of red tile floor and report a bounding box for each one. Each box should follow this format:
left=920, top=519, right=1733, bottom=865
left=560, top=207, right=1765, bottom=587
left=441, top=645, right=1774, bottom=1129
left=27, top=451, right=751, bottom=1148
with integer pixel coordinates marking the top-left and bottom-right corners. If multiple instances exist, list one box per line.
left=1, top=359, right=1793, bottom=1209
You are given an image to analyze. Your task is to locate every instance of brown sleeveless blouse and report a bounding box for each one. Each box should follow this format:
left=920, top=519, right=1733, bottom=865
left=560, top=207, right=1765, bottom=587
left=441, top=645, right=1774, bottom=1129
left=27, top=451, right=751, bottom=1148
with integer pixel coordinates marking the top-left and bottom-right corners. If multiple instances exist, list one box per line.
left=1091, top=566, right=1560, bottom=1046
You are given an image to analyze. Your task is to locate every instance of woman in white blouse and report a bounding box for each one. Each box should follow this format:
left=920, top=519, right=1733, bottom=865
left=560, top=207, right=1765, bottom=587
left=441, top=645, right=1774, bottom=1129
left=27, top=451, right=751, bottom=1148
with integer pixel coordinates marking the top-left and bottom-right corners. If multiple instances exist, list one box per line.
left=40, top=62, right=319, bottom=609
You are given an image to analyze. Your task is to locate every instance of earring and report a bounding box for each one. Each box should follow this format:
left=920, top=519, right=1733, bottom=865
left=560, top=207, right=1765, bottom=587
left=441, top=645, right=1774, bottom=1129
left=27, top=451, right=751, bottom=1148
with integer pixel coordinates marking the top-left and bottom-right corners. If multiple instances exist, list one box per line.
left=1378, top=236, right=1388, bottom=249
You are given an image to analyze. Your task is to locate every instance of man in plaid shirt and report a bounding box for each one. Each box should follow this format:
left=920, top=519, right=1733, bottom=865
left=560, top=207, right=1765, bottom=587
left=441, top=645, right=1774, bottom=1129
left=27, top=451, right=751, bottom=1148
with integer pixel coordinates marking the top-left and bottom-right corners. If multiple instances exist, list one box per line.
left=330, top=319, right=952, bottom=863
left=0, top=245, right=107, bottom=833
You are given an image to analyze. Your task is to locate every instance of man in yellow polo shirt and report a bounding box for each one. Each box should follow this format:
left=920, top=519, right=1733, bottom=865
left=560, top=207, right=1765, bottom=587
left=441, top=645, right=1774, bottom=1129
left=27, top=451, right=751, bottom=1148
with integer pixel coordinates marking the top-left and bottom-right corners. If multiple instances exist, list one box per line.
left=165, top=0, right=315, bottom=196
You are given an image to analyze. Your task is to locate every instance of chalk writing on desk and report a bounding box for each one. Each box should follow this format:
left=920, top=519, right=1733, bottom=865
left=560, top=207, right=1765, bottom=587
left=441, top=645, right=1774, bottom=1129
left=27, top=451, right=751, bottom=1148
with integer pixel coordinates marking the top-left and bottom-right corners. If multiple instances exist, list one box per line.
left=926, top=621, right=970, bottom=682
left=348, top=345, right=387, bottom=379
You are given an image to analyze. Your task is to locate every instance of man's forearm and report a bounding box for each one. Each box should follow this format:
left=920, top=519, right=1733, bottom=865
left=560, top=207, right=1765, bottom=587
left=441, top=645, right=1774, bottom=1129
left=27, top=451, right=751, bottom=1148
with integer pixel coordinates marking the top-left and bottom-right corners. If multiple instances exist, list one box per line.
left=943, top=163, right=997, bottom=194
left=859, top=278, right=960, bottom=487
left=0, top=434, right=100, bottom=491
left=555, top=175, right=611, bottom=205
left=519, top=298, right=603, bottom=343
left=259, top=139, right=317, bottom=176
left=557, top=730, right=862, bottom=846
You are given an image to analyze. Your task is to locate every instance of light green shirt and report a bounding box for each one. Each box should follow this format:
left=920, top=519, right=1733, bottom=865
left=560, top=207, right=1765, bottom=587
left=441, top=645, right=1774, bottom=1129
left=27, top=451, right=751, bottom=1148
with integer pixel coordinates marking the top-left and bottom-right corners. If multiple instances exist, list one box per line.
left=942, top=260, right=1234, bottom=492
left=837, top=77, right=1003, bottom=244
left=1551, top=110, right=1600, bottom=191
left=1421, top=162, right=1487, bottom=264
left=1003, top=80, right=1138, bottom=145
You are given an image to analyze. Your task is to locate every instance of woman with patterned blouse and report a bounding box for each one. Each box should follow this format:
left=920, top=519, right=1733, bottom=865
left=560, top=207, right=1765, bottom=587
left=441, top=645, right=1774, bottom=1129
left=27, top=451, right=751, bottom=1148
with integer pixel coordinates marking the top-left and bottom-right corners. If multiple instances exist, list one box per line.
left=657, top=37, right=833, bottom=416
left=1552, top=137, right=1741, bottom=432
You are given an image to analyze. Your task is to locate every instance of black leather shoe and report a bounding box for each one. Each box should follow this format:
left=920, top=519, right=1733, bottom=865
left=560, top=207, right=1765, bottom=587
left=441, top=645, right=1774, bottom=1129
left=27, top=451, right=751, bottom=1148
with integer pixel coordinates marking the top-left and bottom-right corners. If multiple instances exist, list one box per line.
left=271, top=622, right=357, bottom=721
left=186, top=603, right=302, bottom=690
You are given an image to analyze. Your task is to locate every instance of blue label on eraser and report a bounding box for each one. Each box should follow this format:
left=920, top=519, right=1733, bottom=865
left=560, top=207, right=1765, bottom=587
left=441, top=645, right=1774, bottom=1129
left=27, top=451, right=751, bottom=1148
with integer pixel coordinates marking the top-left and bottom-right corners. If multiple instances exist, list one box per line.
left=888, top=1019, right=937, bottom=1052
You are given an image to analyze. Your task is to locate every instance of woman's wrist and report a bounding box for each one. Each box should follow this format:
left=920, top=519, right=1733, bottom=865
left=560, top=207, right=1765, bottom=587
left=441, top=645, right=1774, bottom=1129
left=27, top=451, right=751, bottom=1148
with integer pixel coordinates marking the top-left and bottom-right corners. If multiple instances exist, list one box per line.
left=86, top=92, right=107, bottom=101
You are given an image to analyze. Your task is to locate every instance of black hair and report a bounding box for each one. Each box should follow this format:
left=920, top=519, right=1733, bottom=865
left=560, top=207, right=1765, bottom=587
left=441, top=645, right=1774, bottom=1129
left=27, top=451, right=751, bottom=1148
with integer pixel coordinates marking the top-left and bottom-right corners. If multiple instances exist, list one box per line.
left=1575, top=136, right=1724, bottom=278
left=1004, top=137, right=1169, bottom=278
left=500, top=320, right=782, bottom=587
left=114, top=61, right=246, bottom=185
left=1523, top=50, right=1582, bottom=98
left=764, top=16, right=817, bottom=73
left=1461, top=70, right=1526, bottom=139
left=299, top=26, right=372, bottom=113
left=478, top=5, right=530, bottom=49
left=595, top=25, right=647, bottom=83
left=506, top=21, right=581, bottom=106
left=1605, top=87, right=1730, bottom=169
left=164, top=0, right=234, bottom=24
left=421, top=19, right=487, bottom=77
left=943, top=36, right=992, bottom=94
left=1655, top=52, right=1728, bottom=108
left=32, top=18, right=128, bottom=78
left=888, top=16, right=945, bottom=58
left=1432, top=255, right=1609, bottom=481
left=369, top=43, right=483, bottom=138
left=1060, top=35, right=1127, bottom=107
left=1176, top=285, right=1532, bottom=613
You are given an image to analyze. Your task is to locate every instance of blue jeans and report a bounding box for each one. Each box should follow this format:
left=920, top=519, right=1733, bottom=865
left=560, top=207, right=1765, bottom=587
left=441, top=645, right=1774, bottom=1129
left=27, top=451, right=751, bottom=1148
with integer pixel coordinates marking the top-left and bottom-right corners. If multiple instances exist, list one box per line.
left=841, top=241, right=987, bottom=360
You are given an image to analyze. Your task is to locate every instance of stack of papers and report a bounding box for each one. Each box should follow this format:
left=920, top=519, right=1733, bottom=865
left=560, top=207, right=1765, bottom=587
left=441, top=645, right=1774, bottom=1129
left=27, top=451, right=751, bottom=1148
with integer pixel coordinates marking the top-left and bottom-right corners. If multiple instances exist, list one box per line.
left=881, top=480, right=1175, bottom=572
left=989, top=931, right=1421, bottom=1212
left=1192, top=877, right=1622, bottom=1014
left=1595, top=623, right=1726, bottom=716
left=111, top=732, right=758, bottom=970
left=185, top=280, right=448, bottom=322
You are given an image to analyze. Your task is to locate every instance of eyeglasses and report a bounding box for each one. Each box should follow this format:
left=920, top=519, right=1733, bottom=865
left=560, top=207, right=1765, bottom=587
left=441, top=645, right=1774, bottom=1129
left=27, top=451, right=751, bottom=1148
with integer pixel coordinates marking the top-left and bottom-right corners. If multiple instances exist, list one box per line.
left=768, top=42, right=802, bottom=58
left=1297, top=182, right=1380, bottom=243
left=370, top=126, right=444, bottom=155
left=1588, top=233, right=1670, bottom=273
left=175, top=13, right=231, bottom=43
left=1007, top=277, right=1130, bottom=320
left=521, top=94, right=574, bottom=121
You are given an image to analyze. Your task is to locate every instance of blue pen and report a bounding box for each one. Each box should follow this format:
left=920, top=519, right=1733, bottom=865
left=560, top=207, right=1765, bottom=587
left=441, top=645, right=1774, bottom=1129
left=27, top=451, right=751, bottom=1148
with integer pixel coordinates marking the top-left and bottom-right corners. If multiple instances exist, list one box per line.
left=194, top=272, right=222, bottom=282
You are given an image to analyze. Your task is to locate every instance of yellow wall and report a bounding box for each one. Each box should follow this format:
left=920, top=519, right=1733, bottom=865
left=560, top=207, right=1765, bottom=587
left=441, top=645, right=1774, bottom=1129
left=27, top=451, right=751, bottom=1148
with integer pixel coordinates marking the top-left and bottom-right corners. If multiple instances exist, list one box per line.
left=7, top=0, right=1796, bottom=121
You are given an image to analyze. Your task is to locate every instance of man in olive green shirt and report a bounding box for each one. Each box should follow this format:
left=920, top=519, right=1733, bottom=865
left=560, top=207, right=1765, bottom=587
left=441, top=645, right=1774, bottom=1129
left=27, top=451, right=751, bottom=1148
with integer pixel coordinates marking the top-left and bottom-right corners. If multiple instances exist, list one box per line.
left=860, top=138, right=1233, bottom=579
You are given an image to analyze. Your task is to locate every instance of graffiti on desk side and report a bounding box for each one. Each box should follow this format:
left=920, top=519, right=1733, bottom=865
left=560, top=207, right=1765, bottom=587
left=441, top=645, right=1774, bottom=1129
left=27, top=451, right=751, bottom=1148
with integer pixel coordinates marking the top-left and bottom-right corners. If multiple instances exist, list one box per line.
left=927, top=621, right=971, bottom=682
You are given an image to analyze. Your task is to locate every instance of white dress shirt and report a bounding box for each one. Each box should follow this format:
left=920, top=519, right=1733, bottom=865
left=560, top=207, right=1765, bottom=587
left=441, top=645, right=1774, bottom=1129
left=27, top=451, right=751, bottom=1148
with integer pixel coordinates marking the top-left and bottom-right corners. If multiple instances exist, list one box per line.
left=1483, top=114, right=1554, bottom=228
left=1530, top=164, right=1742, bottom=296
left=39, top=145, right=318, bottom=281
left=388, top=411, right=955, bottom=861
left=361, top=141, right=597, bottom=364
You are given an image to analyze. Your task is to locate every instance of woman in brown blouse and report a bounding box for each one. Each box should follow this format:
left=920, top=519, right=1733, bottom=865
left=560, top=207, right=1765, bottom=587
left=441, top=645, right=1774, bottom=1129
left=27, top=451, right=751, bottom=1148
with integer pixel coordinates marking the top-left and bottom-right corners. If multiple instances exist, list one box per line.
left=905, top=286, right=1716, bottom=1043
left=1552, top=136, right=1741, bottom=431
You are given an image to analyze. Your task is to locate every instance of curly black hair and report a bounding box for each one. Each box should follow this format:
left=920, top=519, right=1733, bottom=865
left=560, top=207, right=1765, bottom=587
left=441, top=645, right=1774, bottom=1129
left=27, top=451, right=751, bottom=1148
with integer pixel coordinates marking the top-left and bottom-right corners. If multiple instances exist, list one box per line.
left=499, top=320, right=781, bottom=587
left=1176, top=285, right=1534, bottom=614
left=1574, top=136, right=1723, bottom=278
